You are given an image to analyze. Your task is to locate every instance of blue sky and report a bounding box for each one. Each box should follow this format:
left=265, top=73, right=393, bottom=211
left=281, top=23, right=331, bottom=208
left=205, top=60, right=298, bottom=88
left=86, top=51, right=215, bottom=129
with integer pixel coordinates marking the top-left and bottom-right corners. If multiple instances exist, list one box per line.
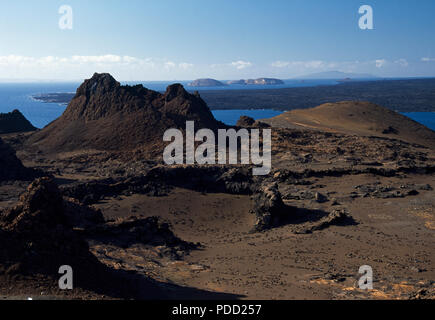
left=1, top=0, right=435, bottom=80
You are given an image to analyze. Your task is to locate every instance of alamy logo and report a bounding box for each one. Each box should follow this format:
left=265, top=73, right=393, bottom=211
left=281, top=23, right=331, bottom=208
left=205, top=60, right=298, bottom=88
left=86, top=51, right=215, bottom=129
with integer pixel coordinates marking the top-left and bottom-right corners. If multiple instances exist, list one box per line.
left=358, top=265, right=373, bottom=290
left=58, top=265, right=73, bottom=290
left=58, top=5, right=73, bottom=30
left=163, top=121, right=272, bottom=175
left=359, top=5, right=374, bottom=30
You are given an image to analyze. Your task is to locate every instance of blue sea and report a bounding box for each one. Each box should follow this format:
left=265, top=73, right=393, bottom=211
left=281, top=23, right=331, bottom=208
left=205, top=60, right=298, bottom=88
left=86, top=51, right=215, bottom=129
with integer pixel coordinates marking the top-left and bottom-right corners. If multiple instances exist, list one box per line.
left=401, top=112, right=435, bottom=132
left=0, top=83, right=77, bottom=128
left=0, top=82, right=434, bottom=131
left=0, top=80, right=337, bottom=128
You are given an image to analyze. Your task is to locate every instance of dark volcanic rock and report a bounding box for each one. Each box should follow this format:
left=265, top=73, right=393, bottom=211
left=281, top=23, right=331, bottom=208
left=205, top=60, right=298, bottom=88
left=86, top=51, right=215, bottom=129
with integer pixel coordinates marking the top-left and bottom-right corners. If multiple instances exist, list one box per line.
left=63, top=197, right=105, bottom=229
left=307, top=208, right=352, bottom=232
left=61, top=177, right=170, bottom=205
left=382, top=126, right=399, bottom=135
left=236, top=116, right=256, bottom=127
left=86, top=216, right=199, bottom=259
left=27, top=73, right=223, bottom=154
left=0, top=109, right=36, bottom=134
left=352, top=182, right=431, bottom=199
left=0, top=178, right=101, bottom=278
left=236, top=116, right=271, bottom=128
left=0, top=137, right=34, bottom=182
left=0, top=177, right=195, bottom=298
left=61, top=165, right=256, bottom=205
left=252, top=182, right=289, bottom=231
left=314, top=192, right=328, bottom=203
left=147, top=165, right=256, bottom=195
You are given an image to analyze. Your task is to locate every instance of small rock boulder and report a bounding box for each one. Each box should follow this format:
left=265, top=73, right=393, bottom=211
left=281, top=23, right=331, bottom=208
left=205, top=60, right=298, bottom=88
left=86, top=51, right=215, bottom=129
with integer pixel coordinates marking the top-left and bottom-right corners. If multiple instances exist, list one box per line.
left=252, top=182, right=288, bottom=231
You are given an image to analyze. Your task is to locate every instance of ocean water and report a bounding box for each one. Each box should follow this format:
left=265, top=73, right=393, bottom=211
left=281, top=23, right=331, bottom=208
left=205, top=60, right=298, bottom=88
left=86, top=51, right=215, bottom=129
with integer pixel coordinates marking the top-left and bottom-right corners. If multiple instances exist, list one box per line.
left=0, top=82, right=434, bottom=131
left=0, top=83, right=77, bottom=128
left=128, top=79, right=340, bottom=92
left=0, top=80, right=337, bottom=129
left=402, top=112, right=435, bottom=131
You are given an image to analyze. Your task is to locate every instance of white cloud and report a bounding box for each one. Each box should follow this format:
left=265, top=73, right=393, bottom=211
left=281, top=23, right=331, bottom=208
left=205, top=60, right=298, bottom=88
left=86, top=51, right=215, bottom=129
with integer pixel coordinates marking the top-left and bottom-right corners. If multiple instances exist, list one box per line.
left=164, top=61, right=176, bottom=70
left=305, top=60, right=325, bottom=69
left=71, top=55, right=122, bottom=63
left=0, top=54, right=198, bottom=80
left=271, top=60, right=328, bottom=69
left=422, top=57, right=435, bottom=62
left=271, top=61, right=290, bottom=68
left=122, top=56, right=141, bottom=63
left=0, top=54, right=136, bottom=66
left=375, top=59, right=387, bottom=68
left=0, top=55, right=195, bottom=70
left=231, top=60, right=252, bottom=70
left=0, top=55, right=35, bottom=66
left=395, top=58, right=408, bottom=67
left=179, top=62, right=194, bottom=70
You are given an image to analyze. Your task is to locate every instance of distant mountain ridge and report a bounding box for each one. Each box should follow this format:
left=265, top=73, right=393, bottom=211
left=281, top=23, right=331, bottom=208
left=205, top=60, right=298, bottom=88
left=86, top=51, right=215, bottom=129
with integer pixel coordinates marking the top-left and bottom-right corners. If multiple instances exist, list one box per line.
left=227, top=78, right=284, bottom=85
left=189, top=77, right=285, bottom=87
left=295, top=71, right=379, bottom=80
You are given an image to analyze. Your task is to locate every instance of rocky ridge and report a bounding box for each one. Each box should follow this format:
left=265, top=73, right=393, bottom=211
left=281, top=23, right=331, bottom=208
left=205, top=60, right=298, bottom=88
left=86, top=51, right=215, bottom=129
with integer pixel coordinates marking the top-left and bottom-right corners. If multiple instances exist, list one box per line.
left=27, top=73, right=223, bottom=154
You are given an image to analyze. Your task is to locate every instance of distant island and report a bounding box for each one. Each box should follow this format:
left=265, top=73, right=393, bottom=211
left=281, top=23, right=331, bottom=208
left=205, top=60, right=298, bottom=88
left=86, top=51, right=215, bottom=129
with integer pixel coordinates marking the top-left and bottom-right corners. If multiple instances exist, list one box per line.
left=188, top=78, right=227, bottom=87
left=295, top=71, right=379, bottom=80
left=228, top=78, right=284, bottom=85
left=33, top=92, right=74, bottom=105
left=188, top=77, right=285, bottom=87
left=32, top=78, right=435, bottom=113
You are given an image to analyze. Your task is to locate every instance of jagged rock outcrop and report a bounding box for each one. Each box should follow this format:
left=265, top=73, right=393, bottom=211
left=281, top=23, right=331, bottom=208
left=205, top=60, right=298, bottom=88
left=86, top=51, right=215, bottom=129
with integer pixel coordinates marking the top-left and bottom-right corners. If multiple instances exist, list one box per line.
left=60, top=165, right=256, bottom=206
left=0, top=178, right=101, bottom=277
left=236, top=116, right=270, bottom=128
left=0, top=109, right=36, bottom=134
left=27, top=73, right=223, bottom=154
left=0, top=137, right=33, bottom=181
left=252, top=182, right=289, bottom=231
left=0, top=177, right=194, bottom=279
left=84, top=216, right=198, bottom=259
left=236, top=116, right=256, bottom=127
left=146, top=165, right=255, bottom=195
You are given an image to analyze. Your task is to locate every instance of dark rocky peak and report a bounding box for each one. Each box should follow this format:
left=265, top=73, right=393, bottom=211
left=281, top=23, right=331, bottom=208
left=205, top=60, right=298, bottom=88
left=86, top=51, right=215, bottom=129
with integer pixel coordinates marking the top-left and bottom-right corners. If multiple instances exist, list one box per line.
left=77, top=73, right=120, bottom=96
left=161, top=83, right=218, bottom=129
left=164, top=83, right=189, bottom=102
left=237, top=116, right=256, bottom=127
left=0, top=109, right=36, bottom=134
left=64, top=73, right=149, bottom=121
left=0, top=138, right=31, bottom=181
left=236, top=116, right=270, bottom=128
left=28, top=73, right=223, bottom=153
left=0, top=178, right=64, bottom=230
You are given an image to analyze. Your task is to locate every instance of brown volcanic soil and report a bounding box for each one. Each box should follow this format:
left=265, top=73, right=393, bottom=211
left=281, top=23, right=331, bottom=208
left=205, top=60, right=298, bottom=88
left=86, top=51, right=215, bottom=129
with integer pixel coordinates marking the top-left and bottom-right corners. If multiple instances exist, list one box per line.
left=1, top=75, right=434, bottom=300
left=2, top=124, right=433, bottom=300
left=263, top=101, right=435, bottom=148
